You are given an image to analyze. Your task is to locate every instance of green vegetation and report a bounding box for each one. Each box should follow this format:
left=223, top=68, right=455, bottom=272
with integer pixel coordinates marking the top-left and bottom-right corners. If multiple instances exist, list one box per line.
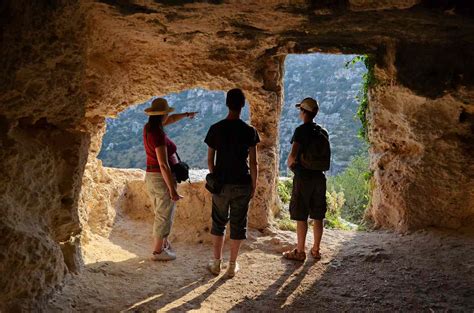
left=277, top=211, right=297, bottom=232
left=276, top=178, right=353, bottom=231
left=325, top=190, right=350, bottom=230
left=327, top=149, right=371, bottom=226
left=277, top=179, right=293, bottom=204
left=345, top=55, right=375, bottom=141
left=276, top=178, right=297, bottom=231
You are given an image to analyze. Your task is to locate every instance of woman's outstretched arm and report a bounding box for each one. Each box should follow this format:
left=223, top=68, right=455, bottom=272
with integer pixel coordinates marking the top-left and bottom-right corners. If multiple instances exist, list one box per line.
left=163, top=112, right=198, bottom=126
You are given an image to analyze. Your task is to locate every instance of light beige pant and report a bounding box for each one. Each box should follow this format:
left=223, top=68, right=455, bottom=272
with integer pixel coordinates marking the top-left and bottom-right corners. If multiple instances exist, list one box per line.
left=145, top=172, right=176, bottom=239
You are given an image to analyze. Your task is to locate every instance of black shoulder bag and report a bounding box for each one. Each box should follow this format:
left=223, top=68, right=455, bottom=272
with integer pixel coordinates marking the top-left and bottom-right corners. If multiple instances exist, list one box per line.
left=205, top=172, right=223, bottom=194
left=145, top=127, right=190, bottom=183
left=171, top=152, right=190, bottom=183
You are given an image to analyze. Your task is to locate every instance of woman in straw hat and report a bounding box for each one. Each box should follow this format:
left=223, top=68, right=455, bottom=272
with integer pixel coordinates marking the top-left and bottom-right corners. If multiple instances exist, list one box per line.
left=143, top=97, right=197, bottom=261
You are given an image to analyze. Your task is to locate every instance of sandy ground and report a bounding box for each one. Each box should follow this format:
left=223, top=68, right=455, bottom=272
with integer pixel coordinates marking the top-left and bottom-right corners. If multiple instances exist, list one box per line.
left=46, top=217, right=474, bottom=312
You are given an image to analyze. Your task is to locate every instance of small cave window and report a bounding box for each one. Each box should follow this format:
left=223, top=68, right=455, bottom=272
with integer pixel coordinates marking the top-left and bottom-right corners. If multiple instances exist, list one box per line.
left=98, top=88, right=249, bottom=170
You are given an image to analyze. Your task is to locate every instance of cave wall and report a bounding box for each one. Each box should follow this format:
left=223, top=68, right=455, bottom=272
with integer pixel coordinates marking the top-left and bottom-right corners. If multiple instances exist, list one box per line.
left=79, top=0, right=474, bottom=237
left=367, top=44, right=474, bottom=231
left=77, top=119, right=119, bottom=238
left=368, top=85, right=474, bottom=230
left=0, top=0, right=89, bottom=310
left=0, top=119, right=89, bottom=309
left=1, top=0, right=474, bottom=310
left=81, top=1, right=288, bottom=229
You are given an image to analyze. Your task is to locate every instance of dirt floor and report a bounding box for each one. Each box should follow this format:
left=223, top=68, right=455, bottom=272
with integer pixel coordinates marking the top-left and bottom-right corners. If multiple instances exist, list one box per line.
left=46, top=217, right=474, bottom=312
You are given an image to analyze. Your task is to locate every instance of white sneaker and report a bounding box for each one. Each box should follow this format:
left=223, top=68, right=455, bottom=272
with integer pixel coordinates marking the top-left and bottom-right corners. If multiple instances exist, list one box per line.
left=226, top=261, right=240, bottom=278
left=151, top=249, right=176, bottom=261
left=164, top=241, right=174, bottom=253
left=207, top=259, right=222, bottom=275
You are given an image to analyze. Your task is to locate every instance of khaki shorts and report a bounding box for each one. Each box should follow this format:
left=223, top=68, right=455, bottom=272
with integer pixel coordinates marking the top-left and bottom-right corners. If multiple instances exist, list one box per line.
left=211, top=184, right=252, bottom=240
left=145, top=172, right=176, bottom=239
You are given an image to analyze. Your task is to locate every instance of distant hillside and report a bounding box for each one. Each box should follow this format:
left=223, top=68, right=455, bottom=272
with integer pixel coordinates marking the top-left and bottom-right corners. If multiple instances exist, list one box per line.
left=98, top=53, right=366, bottom=175
left=98, top=90, right=248, bottom=169
left=280, top=54, right=367, bottom=175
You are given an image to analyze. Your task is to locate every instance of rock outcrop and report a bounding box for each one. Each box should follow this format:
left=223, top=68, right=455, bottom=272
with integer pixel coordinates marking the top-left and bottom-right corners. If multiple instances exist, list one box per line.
left=0, top=119, right=89, bottom=309
left=368, top=84, right=474, bottom=230
left=119, top=171, right=214, bottom=243
left=81, top=165, right=214, bottom=244
left=1, top=0, right=474, bottom=310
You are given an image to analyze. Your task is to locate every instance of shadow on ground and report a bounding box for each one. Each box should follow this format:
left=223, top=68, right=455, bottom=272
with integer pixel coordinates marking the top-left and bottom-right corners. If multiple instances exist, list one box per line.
left=48, top=225, right=474, bottom=312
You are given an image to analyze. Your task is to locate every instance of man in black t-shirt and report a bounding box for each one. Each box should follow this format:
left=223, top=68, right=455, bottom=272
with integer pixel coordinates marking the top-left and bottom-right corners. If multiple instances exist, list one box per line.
left=283, top=97, right=329, bottom=262
left=204, top=88, right=260, bottom=278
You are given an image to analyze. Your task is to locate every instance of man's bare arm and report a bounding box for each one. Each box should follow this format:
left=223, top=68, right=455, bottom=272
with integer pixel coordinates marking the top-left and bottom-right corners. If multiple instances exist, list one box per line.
left=207, top=147, right=216, bottom=173
left=249, top=146, right=258, bottom=197
left=287, top=142, right=300, bottom=169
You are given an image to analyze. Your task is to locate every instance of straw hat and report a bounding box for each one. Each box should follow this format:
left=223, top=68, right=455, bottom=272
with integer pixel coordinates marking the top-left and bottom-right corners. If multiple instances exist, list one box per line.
left=144, top=98, right=175, bottom=115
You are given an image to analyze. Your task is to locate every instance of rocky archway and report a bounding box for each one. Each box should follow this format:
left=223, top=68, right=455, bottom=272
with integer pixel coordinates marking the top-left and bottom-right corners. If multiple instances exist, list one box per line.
left=1, top=0, right=474, bottom=310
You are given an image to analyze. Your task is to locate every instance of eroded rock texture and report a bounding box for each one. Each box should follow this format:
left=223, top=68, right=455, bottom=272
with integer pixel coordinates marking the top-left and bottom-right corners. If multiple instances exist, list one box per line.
left=1, top=0, right=474, bottom=310
left=364, top=41, right=474, bottom=231
left=368, top=84, right=474, bottom=230
left=114, top=169, right=214, bottom=244
left=0, top=1, right=89, bottom=310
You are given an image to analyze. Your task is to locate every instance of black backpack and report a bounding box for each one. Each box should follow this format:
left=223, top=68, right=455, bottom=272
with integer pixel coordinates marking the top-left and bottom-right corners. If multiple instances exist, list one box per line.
left=299, top=125, right=331, bottom=171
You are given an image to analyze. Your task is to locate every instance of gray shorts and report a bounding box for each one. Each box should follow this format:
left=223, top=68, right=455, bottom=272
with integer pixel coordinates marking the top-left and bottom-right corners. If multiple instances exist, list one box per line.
left=211, top=184, right=252, bottom=240
left=145, top=172, right=176, bottom=239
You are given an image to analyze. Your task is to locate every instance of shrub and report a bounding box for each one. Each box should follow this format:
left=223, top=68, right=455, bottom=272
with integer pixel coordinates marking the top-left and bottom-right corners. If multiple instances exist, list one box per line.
left=327, top=151, right=370, bottom=225
left=325, top=190, right=351, bottom=230
left=277, top=179, right=293, bottom=204
left=277, top=211, right=297, bottom=232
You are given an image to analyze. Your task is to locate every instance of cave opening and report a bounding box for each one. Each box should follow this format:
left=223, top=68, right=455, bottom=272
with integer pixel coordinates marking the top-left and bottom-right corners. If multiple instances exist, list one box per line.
left=97, top=88, right=250, bottom=171
left=276, top=52, right=370, bottom=231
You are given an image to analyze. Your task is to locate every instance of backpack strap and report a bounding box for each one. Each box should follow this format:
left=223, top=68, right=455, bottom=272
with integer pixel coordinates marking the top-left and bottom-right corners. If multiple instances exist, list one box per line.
left=314, top=124, right=329, bottom=140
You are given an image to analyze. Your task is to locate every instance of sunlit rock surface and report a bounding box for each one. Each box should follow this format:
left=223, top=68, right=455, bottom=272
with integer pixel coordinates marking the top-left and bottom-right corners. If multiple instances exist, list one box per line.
left=368, top=85, right=474, bottom=231
left=82, top=166, right=213, bottom=244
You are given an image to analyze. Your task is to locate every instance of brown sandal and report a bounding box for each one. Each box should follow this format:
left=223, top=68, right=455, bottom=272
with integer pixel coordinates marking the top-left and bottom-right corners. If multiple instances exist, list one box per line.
left=283, top=248, right=306, bottom=262
left=310, top=248, right=321, bottom=260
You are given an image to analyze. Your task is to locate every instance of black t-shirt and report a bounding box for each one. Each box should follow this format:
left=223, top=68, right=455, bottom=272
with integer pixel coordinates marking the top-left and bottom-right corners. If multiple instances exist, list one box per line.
left=291, top=122, right=329, bottom=174
left=205, top=119, right=260, bottom=184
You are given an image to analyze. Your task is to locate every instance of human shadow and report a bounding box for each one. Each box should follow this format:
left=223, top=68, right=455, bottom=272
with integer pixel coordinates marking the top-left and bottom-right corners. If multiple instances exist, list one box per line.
left=165, top=275, right=229, bottom=312
left=67, top=255, right=216, bottom=312
left=57, top=227, right=474, bottom=312
left=277, top=230, right=474, bottom=312
left=230, top=258, right=312, bottom=311
left=121, top=269, right=217, bottom=312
